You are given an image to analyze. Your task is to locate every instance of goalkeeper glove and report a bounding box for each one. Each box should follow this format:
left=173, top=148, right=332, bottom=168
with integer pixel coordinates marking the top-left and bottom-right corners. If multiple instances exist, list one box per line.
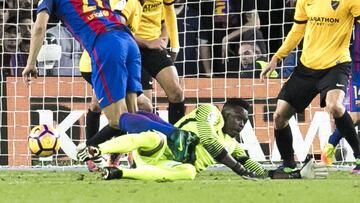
left=232, top=162, right=265, bottom=180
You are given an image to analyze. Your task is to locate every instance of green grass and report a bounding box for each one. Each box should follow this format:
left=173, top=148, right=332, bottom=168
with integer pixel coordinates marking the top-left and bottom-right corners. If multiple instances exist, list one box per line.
left=0, top=170, right=360, bottom=203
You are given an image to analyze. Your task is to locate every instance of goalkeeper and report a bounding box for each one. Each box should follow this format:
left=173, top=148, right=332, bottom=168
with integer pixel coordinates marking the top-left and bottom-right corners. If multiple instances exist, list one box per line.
left=78, top=98, right=327, bottom=180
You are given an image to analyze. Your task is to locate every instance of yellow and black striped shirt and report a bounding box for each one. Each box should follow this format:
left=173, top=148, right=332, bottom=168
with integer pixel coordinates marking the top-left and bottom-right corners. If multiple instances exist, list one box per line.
left=135, top=0, right=179, bottom=49
left=175, top=104, right=246, bottom=172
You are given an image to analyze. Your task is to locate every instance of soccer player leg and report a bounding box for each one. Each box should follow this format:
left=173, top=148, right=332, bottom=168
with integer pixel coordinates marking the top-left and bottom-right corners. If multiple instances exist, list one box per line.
left=143, top=49, right=184, bottom=125
left=155, top=66, right=185, bottom=124
left=273, top=99, right=297, bottom=169
left=85, top=31, right=130, bottom=144
left=139, top=68, right=154, bottom=111
left=77, top=31, right=131, bottom=166
left=137, top=93, right=153, bottom=112
left=80, top=52, right=102, bottom=140
left=125, top=31, right=142, bottom=113
left=86, top=93, right=101, bottom=137
left=110, top=161, right=196, bottom=181
left=137, top=111, right=173, bottom=127
left=269, top=156, right=328, bottom=179
left=322, top=65, right=360, bottom=172
left=102, top=132, right=196, bottom=180
left=275, top=69, right=318, bottom=169
left=119, top=112, right=176, bottom=135
left=99, top=131, right=165, bottom=157
left=321, top=81, right=356, bottom=165
left=103, top=161, right=196, bottom=181
left=98, top=131, right=166, bottom=174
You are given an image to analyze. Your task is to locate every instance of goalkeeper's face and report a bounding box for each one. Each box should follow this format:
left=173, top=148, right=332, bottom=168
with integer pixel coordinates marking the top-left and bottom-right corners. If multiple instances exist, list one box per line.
left=223, top=106, right=248, bottom=138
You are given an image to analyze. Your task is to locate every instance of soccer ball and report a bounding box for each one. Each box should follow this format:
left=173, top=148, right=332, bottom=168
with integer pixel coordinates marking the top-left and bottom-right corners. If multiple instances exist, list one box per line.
left=28, top=124, right=61, bottom=157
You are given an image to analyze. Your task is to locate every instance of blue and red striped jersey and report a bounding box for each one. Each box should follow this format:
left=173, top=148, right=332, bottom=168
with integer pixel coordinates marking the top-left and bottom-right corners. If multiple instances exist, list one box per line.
left=37, top=0, right=124, bottom=52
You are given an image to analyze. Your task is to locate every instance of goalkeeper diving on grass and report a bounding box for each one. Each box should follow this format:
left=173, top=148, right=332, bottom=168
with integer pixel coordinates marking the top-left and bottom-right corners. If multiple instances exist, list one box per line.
left=77, top=98, right=328, bottom=180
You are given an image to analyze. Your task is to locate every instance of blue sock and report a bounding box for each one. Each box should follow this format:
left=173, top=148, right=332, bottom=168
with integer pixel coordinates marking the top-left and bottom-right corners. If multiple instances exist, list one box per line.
left=136, top=111, right=173, bottom=128
left=328, top=128, right=342, bottom=146
left=119, top=112, right=176, bottom=136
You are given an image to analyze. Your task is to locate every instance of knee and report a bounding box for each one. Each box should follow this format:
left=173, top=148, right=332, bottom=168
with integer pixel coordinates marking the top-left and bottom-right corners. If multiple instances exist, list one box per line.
left=89, top=102, right=101, bottom=112
left=137, top=98, right=153, bottom=112
left=273, top=111, right=289, bottom=129
left=326, top=101, right=345, bottom=118
left=138, top=102, right=152, bottom=112
left=167, top=87, right=184, bottom=103
left=178, top=164, right=197, bottom=180
left=108, top=118, right=119, bottom=128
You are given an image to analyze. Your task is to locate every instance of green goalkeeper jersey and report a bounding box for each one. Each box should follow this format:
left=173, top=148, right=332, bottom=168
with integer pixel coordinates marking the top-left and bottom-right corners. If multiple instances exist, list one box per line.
left=174, top=104, right=246, bottom=172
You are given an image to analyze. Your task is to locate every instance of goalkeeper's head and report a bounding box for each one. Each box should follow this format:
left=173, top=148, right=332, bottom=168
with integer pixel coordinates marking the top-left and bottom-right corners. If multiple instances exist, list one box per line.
left=221, top=98, right=250, bottom=138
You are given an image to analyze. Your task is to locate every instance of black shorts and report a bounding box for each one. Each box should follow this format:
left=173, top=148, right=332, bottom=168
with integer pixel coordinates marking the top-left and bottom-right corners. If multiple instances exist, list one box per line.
left=141, top=68, right=153, bottom=90
left=278, top=62, right=351, bottom=112
left=141, top=48, right=174, bottom=78
left=81, top=72, right=92, bottom=86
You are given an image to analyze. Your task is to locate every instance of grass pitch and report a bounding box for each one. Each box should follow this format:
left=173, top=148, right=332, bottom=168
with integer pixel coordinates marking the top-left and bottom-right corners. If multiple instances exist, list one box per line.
left=0, top=169, right=360, bottom=203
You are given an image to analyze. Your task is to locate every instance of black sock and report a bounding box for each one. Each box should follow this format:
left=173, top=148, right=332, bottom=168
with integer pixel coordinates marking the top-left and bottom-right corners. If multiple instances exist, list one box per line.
left=86, top=109, right=101, bottom=140
left=168, top=101, right=185, bottom=124
left=86, top=125, right=125, bottom=146
left=275, top=125, right=296, bottom=168
left=335, top=111, right=360, bottom=159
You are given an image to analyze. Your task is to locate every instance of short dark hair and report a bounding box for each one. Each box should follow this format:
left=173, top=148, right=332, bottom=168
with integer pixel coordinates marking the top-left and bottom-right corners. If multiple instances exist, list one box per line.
left=223, top=98, right=250, bottom=111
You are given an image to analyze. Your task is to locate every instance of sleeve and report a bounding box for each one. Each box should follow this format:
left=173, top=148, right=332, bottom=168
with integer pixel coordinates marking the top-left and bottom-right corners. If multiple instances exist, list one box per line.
left=195, top=104, right=228, bottom=161
left=163, top=3, right=179, bottom=50
left=37, top=0, right=54, bottom=15
left=293, top=0, right=307, bottom=22
left=110, top=0, right=127, bottom=12
left=274, top=0, right=307, bottom=60
left=115, top=0, right=134, bottom=22
left=274, top=23, right=306, bottom=59
left=163, top=0, right=175, bottom=6
left=231, top=143, right=247, bottom=160
left=349, top=0, right=360, bottom=23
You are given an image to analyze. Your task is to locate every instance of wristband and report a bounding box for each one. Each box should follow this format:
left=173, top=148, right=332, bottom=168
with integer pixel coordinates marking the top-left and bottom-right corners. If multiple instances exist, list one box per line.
left=170, top=47, right=179, bottom=53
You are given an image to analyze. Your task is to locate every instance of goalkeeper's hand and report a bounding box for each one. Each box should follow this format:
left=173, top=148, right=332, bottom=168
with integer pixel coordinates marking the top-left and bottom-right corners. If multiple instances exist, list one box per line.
left=76, top=143, right=101, bottom=162
left=300, top=157, right=329, bottom=179
left=232, top=162, right=265, bottom=181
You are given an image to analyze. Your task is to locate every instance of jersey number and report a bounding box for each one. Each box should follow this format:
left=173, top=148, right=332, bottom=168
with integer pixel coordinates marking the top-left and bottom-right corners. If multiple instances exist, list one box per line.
left=82, top=0, right=105, bottom=13
left=353, top=85, right=360, bottom=100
